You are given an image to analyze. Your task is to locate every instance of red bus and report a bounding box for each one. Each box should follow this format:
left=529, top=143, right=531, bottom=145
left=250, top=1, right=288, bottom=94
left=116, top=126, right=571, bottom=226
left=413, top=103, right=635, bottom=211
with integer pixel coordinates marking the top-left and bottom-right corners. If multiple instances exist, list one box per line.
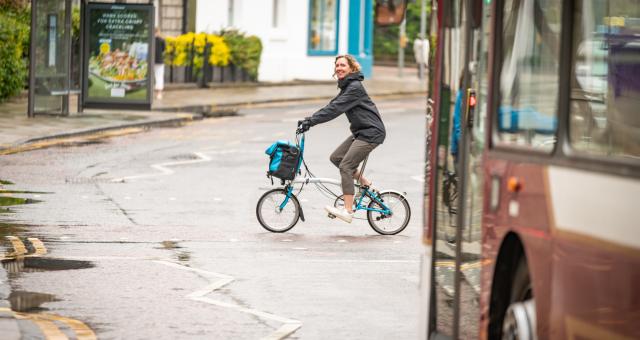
left=420, top=0, right=640, bottom=339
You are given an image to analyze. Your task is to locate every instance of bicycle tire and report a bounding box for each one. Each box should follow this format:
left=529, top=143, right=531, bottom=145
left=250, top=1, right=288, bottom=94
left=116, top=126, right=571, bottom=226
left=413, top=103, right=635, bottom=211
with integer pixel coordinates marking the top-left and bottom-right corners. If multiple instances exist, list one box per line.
left=367, top=191, right=411, bottom=235
left=256, top=188, right=300, bottom=233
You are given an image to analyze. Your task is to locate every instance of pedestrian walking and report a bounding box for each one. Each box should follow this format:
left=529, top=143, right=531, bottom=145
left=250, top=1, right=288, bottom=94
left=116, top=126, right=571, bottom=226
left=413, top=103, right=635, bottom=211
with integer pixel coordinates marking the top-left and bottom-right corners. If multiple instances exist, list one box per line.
left=154, top=28, right=166, bottom=100
left=298, top=55, right=386, bottom=223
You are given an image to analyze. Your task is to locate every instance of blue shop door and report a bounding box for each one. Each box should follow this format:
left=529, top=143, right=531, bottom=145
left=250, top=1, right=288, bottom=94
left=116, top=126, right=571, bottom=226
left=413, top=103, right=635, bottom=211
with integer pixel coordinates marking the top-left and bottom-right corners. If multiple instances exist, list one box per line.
left=348, top=0, right=373, bottom=78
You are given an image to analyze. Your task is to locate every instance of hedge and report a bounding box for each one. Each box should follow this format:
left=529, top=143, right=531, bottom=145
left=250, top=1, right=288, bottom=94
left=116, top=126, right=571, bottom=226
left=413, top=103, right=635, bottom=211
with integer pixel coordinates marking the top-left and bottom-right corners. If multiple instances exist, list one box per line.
left=164, top=30, right=262, bottom=81
left=0, top=11, right=28, bottom=102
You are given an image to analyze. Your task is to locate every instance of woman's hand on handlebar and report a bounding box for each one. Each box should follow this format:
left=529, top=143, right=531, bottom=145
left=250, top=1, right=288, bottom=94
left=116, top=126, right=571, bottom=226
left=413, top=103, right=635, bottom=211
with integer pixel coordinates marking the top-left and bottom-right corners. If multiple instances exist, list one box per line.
left=297, top=119, right=311, bottom=134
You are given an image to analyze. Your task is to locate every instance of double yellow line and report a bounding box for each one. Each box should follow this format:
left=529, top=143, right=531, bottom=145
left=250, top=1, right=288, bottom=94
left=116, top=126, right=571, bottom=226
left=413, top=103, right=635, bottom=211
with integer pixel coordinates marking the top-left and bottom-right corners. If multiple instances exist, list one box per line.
left=2, top=236, right=48, bottom=260
left=0, top=307, right=96, bottom=340
left=1, top=237, right=96, bottom=339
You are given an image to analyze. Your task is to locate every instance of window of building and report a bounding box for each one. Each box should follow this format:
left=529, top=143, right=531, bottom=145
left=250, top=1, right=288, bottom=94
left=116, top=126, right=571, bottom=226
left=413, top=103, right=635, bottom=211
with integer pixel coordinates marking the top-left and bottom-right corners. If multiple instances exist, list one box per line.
left=569, top=0, right=640, bottom=159
left=308, top=0, right=339, bottom=55
left=496, top=0, right=562, bottom=151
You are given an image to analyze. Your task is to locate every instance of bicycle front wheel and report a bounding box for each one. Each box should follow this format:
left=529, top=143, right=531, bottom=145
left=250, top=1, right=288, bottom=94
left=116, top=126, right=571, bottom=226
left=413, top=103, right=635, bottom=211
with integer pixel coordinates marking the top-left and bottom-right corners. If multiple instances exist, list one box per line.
left=367, top=191, right=411, bottom=235
left=256, top=189, right=300, bottom=233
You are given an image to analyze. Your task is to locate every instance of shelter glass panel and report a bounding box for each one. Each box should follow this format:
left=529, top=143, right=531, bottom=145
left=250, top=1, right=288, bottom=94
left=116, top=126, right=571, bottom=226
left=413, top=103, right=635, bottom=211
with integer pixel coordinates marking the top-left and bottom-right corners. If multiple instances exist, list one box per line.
left=32, top=0, right=72, bottom=114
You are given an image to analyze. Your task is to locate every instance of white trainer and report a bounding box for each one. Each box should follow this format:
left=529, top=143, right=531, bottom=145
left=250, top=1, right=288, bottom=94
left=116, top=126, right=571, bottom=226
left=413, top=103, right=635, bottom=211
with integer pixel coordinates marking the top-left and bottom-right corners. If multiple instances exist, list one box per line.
left=325, top=206, right=354, bottom=223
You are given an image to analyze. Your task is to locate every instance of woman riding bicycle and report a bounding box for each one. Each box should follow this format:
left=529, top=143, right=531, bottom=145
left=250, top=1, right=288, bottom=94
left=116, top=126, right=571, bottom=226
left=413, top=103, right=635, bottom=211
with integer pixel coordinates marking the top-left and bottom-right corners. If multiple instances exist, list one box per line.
left=298, top=55, right=386, bottom=223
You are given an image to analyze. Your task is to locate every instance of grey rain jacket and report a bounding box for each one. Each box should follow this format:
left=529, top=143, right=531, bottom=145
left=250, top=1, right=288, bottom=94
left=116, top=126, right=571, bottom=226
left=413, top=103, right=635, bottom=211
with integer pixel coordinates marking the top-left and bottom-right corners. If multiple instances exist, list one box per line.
left=305, top=72, right=386, bottom=144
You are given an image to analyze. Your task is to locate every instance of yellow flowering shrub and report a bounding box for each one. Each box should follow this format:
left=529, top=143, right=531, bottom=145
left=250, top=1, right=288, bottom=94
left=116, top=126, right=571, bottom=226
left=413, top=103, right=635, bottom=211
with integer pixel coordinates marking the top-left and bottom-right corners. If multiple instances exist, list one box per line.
left=164, top=32, right=230, bottom=68
left=206, top=34, right=230, bottom=67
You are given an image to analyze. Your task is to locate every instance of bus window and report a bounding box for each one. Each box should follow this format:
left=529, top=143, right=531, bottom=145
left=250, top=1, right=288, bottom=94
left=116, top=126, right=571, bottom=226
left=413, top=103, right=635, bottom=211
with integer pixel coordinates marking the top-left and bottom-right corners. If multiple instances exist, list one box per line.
left=569, top=0, right=640, bottom=159
left=497, top=0, right=562, bottom=150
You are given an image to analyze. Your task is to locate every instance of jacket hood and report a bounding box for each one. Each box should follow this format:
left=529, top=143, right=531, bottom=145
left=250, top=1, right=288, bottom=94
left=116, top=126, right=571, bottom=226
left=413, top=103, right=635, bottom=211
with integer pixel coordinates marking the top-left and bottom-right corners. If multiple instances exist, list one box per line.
left=338, top=71, right=364, bottom=89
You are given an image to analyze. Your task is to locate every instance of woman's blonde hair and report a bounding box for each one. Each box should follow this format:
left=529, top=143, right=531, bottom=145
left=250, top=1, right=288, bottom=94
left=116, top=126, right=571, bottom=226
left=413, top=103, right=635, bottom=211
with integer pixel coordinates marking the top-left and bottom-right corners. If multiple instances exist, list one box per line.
left=333, top=54, right=361, bottom=77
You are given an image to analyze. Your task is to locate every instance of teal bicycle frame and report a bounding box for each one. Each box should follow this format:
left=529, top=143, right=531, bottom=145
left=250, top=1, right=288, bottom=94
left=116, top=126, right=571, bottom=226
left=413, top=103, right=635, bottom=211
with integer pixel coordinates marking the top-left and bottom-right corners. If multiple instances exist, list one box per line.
left=277, top=132, right=392, bottom=216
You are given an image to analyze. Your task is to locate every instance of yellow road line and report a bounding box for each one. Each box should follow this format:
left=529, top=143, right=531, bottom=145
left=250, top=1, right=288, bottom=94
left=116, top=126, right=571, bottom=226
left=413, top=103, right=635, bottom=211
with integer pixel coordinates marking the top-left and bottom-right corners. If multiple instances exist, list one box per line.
left=35, top=313, right=97, bottom=340
left=14, top=312, right=68, bottom=340
left=0, top=308, right=95, bottom=340
left=6, top=236, right=27, bottom=256
left=435, top=260, right=481, bottom=271
left=28, top=238, right=48, bottom=255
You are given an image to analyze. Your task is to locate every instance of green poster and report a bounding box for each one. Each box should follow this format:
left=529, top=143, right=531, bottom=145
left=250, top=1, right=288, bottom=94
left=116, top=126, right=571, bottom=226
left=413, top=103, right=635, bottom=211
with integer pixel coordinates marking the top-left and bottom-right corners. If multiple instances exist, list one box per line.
left=84, top=3, right=152, bottom=108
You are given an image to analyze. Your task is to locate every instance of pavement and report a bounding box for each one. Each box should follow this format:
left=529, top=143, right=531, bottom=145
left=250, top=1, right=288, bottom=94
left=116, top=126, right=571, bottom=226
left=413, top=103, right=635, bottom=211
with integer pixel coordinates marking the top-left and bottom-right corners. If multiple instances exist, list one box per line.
left=0, top=65, right=426, bottom=338
left=0, top=66, right=426, bottom=155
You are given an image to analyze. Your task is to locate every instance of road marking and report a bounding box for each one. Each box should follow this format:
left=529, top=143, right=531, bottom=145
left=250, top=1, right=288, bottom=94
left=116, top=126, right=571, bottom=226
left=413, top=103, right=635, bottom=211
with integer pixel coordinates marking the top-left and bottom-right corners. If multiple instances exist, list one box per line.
left=32, top=312, right=97, bottom=340
left=28, top=238, right=47, bottom=255
left=6, top=236, right=27, bottom=256
left=411, top=175, right=424, bottom=183
left=112, top=152, right=212, bottom=182
left=155, top=260, right=302, bottom=339
left=1, top=307, right=97, bottom=340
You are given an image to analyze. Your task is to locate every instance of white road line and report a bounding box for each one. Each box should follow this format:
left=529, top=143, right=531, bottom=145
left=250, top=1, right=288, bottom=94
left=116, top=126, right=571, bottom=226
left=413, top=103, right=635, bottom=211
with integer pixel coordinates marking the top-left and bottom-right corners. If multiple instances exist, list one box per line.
left=155, top=260, right=301, bottom=339
left=411, top=175, right=424, bottom=183
left=112, top=152, right=212, bottom=182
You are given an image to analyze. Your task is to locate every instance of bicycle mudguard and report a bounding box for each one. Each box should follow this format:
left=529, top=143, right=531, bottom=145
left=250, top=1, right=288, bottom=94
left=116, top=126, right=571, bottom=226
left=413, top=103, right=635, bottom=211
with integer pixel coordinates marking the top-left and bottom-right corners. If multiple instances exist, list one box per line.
left=377, top=190, right=408, bottom=200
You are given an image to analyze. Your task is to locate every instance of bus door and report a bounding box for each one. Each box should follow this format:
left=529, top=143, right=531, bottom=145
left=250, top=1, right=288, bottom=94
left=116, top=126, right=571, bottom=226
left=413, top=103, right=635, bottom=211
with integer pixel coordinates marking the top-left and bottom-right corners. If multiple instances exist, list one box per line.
left=427, top=0, right=488, bottom=338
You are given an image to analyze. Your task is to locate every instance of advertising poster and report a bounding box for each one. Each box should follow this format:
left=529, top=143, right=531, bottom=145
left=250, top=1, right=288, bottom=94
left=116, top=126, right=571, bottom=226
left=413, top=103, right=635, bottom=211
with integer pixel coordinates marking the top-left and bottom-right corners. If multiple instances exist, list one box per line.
left=83, top=3, right=153, bottom=109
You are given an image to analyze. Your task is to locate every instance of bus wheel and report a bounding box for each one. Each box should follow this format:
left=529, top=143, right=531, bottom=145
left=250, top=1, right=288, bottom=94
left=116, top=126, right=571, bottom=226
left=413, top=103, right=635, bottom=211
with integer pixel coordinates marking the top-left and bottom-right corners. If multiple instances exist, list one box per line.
left=501, top=258, right=536, bottom=340
left=502, top=299, right=536, bottom=340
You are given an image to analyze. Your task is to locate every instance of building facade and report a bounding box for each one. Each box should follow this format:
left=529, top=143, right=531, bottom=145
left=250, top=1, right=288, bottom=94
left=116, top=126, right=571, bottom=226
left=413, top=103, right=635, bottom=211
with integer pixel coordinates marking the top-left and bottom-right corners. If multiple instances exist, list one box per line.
left=194, top=0, right=374, bottom=82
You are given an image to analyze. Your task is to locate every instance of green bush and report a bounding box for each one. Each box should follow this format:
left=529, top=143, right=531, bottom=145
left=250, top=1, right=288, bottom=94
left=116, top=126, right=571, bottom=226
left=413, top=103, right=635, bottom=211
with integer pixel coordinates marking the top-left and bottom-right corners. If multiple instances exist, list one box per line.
left=220, top=29, right=263, bottom=80
left=0, top=12, right=28, bottom=101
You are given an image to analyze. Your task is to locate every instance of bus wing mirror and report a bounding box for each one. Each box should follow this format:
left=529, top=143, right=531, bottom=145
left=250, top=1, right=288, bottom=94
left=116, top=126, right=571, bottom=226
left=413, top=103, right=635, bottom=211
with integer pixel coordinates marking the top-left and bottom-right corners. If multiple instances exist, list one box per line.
left=375, top=0, right=408, bottom=26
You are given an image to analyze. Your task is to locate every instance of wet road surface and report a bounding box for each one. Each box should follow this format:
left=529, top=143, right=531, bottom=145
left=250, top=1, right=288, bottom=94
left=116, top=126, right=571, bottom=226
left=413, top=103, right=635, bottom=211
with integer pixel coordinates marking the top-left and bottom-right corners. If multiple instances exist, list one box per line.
left=0, top=97, right=426, bottom=339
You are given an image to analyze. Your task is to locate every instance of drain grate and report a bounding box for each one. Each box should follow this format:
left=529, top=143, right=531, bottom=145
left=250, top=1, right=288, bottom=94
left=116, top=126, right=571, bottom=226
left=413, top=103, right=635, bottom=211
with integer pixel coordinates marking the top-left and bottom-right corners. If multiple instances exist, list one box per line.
left=64, top=177, right=117, bottom=184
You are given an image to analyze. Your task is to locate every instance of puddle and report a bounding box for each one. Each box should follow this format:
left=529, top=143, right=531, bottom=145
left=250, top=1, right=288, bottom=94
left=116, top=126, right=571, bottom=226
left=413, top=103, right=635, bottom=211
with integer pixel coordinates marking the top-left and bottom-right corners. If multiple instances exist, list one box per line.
left=0, top=180, right=46, bottom=212
left=170, top=154, right=200, bottom=161
left=2, top=257, right=94, bottom=274
left=8, top=291, right=58, bottom=312
left=0, top=222, right=27, bottom=239
left=175, top=251, right=191, bottom=262
left=157, top=240, right=190, bottom=262
left=0, top=189, right=49, bottom=194
left=0, top=197, right=41, bottom=207
left=159, top=240, right=182, bottom=249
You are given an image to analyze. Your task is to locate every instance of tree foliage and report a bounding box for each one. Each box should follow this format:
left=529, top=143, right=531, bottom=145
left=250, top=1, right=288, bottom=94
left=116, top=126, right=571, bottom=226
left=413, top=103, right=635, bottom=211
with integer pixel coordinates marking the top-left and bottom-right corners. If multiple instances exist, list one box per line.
left=374, top=1, right=431, bottom=63
left=0, top=3, right=29, bottom=101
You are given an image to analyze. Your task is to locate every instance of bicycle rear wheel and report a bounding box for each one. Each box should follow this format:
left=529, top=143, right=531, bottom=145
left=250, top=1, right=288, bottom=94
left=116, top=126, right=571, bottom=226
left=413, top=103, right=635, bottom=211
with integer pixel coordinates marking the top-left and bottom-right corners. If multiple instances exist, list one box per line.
left=367, top=191, right=411, bottom=235
left=256, top=189, right=300, bottom=233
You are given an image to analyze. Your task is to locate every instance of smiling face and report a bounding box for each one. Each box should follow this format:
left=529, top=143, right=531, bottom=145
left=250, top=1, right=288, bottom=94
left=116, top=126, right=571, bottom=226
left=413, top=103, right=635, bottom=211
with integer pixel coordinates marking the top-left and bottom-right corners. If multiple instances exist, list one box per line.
left=334, top=57, right=353, bottom=80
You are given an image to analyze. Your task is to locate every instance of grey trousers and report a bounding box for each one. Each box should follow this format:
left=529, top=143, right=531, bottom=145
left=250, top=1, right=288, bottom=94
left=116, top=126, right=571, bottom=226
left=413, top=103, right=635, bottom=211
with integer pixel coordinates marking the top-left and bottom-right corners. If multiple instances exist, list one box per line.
left=330, top=136, right=378, bottom=195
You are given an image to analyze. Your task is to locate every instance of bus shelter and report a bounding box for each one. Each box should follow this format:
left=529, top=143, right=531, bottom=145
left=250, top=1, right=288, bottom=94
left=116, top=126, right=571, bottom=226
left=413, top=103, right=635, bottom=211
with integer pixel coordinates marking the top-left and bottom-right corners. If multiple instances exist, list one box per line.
left=28, top=0, right=79, bottom=117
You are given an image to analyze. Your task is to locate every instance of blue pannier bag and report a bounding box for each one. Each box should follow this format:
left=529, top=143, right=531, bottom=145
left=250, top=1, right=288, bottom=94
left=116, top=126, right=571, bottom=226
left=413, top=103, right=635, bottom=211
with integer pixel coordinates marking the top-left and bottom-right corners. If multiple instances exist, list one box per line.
left=265, top=140, right=302, bottom=181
